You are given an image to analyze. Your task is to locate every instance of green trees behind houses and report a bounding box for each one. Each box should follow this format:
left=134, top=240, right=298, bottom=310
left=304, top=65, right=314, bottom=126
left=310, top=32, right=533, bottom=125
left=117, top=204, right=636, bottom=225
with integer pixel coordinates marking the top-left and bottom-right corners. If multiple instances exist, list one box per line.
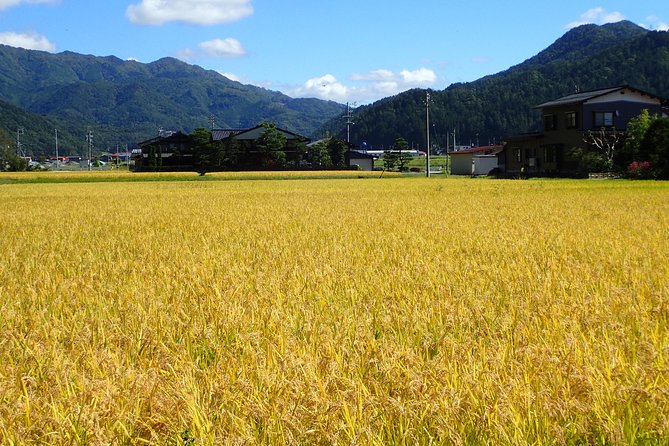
left=327, top=139, right=347, bottom=168
left=302, top=138, right=347, bottom=169
left=256, top=122, right=287, bottom=169
left=621, top=111, right=669, bottom=179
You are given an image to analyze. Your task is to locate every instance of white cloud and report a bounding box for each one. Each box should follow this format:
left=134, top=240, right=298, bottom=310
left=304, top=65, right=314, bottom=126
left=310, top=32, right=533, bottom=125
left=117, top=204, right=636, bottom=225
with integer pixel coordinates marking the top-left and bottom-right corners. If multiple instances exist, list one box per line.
left=174, top=47, right=195, bottom=62
left=566, top=7, right=626, bottom=29
left=176, top=37, right=246, bottom=62
left=0, top=0, right=57, bottom=10
left=218, top=71, right=241, bottom=82
left=126, top=0, right=253, bottom=26
left=199, top=38, right=245, bottom=57
left=0, top=31, right=55, bottom=51
left=644, top=16, right=669, bottom=31
left=287, top=67, right=438, bottom=103
left=400, top=67, right=436, bottom=84
left=350, top=69, right=394, bottom=82
left=288, top=74, right=350, bottom=102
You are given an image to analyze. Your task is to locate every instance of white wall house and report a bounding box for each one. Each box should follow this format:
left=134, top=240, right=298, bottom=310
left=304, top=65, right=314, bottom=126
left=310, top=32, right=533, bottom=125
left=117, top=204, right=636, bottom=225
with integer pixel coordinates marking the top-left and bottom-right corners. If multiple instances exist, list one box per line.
left=449, top=146, right=503, bottom=176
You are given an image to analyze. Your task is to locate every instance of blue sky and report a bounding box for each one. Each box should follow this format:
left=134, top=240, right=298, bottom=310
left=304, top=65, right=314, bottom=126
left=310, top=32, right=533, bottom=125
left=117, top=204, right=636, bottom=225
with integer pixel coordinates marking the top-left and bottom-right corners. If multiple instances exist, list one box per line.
left=1, top=0, right=667, bottom=104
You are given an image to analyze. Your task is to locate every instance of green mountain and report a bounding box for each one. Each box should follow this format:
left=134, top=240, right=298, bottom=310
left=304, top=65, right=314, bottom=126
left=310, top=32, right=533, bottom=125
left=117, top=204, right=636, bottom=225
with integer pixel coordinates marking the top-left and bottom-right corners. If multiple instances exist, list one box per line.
left=322, top=21, right=669, bottom=149
left=0, top=46, right=345, bottom=157
left=0, top=99, right=76, bottom=158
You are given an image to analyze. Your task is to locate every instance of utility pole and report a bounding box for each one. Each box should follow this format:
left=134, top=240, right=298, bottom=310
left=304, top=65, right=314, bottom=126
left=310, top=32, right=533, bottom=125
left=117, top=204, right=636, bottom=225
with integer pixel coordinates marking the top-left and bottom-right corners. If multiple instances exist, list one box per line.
left=55, top=129, right=59, bottom=169
left=16, top=128, right=24, bottom=157
left=425, top=92, right=431, bottom=178
left=345, top=103, right=354, bottom=143
left=86, top=129, right=93, bottom=171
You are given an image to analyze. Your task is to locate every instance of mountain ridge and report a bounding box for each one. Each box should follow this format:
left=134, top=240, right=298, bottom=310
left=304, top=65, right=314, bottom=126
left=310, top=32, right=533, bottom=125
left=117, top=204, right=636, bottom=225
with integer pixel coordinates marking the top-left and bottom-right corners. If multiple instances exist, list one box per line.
left=321, top=21, right=669, bottom=148
left=0, top=45, right=345, bottom=156
left=2, top=21, right=668, bottom=157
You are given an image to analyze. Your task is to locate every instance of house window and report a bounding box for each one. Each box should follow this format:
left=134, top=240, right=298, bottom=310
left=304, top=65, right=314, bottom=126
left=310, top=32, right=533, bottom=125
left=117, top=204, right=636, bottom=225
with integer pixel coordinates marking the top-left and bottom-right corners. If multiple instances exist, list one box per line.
left=594, top=111, right=614, bottom=127
left=565, top=112, right=578, bottom=129
left=515, top=149, right=522, bottom=163
left=544, top=114, right=557, bottom=131
left=544, top=146, right=557, bottom=163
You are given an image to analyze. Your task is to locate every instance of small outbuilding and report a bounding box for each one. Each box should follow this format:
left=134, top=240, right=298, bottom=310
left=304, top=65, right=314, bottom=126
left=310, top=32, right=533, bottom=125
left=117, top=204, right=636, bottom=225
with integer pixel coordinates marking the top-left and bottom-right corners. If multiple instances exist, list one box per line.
left=346, top=150, right=375, bottom=171
left=448, top=145, right=503, bottom=176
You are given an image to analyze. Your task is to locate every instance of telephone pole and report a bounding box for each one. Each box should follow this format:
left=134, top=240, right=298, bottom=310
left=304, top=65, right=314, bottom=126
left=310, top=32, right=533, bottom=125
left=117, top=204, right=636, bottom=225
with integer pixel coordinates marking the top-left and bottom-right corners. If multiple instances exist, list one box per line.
left=425, top=92, right=431, bottom=178
left=55, top=129, right=59, bottom=169
left=345, top=103, right=354, bottom=143
left=16, top=128, right=24, bottom=157
left=86, top=129, right=93, bottom=171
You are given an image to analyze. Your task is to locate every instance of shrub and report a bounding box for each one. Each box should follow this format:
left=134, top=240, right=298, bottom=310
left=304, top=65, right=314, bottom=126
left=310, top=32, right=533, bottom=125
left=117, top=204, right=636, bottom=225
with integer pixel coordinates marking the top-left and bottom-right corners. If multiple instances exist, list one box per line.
left=627, top=160, right=652, bottom=179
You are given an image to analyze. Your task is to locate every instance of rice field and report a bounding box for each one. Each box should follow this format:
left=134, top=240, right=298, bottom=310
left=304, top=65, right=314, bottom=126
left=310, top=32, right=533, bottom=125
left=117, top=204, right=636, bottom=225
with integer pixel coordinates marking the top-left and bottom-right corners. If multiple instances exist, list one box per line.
left=0, top=173, right=668, bottom=445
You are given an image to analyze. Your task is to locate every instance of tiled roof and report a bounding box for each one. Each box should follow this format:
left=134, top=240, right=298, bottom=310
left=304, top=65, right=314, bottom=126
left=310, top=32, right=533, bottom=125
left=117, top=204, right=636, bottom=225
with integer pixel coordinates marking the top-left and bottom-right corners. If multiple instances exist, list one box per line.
left=211, top=128, right=247, bottom=141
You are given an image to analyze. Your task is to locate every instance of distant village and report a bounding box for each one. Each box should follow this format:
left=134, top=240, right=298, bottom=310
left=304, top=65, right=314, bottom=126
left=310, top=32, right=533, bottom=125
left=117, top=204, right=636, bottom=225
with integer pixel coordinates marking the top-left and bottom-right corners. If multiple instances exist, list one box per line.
left=9, top=85, right=669, bottom=179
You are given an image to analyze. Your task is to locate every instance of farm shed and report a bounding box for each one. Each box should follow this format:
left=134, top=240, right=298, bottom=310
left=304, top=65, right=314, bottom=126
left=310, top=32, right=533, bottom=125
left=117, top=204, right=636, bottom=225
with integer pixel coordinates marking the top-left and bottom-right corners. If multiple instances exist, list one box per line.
left=448, top=145, right=503, bottom=176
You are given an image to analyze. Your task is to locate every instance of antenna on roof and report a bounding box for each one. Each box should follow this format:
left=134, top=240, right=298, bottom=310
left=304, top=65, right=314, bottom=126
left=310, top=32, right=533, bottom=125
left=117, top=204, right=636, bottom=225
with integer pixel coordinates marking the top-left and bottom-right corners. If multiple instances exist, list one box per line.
left=209, top=114, right=216, bottom=130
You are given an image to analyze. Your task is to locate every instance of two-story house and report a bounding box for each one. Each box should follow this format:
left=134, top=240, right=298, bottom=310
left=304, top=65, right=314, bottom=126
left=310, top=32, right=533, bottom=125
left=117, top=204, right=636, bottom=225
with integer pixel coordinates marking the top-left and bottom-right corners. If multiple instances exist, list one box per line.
left=500, top=86, right=668, bottom=177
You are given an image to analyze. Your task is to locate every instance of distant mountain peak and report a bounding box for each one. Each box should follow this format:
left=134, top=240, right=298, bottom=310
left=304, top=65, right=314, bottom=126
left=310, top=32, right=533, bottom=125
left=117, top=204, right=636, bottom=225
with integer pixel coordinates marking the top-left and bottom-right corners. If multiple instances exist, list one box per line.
left=523, top=21, right=648, bottom=67
left=318, top=22, right=668, bottom=147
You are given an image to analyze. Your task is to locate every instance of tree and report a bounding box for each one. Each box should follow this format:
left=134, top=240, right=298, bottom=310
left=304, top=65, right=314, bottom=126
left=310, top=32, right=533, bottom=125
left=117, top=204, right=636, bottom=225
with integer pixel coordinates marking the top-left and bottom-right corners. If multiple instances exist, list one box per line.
left=218, top=136, right=241, bottom=170
left=568, top=146, right=608, bottom=174
left=382, top=150, right=398, bottom=171
left=327, top=138, right=347, bottom=168
left=620, top=109, right=659, bottom=168
left=0, top=144, right=27, bottom=171
left=308, top=140, right=332, bottom=168
left=292, top=139, right=308, bottom=168
left=394, top=137, right=412, bottom=172
left=190, top=127, right=216, bottom=175
left=639, top=117, right=669, bottom=179
left=256, top=122, right=287, bottom=168
left=146, top=143, right=163, bottom=172
left=583, top=127, right=624, bottom=171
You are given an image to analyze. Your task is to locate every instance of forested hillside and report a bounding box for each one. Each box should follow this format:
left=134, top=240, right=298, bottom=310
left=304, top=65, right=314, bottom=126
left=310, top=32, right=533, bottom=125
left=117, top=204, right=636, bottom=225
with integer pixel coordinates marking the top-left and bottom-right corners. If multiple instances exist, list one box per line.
left=322, top=22, right=669, bottom=149
left=0, top=46, right=344, bottom=156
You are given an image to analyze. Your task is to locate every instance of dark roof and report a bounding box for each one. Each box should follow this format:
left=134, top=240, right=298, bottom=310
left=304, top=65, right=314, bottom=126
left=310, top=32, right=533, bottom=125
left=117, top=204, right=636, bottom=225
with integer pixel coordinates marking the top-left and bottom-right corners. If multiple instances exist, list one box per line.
left=212, top=129, right=246, bottom=141
left=504, top=132, right=544, bottom=142
left=448, top=145, right=503, bottom=155
left=346, top=150, right=375, bottom=159
left=137, top=131, right=189, bottom=147
left=535, top=85, right=667, bottom=109
left=239, top=125, right=307, bottom=140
